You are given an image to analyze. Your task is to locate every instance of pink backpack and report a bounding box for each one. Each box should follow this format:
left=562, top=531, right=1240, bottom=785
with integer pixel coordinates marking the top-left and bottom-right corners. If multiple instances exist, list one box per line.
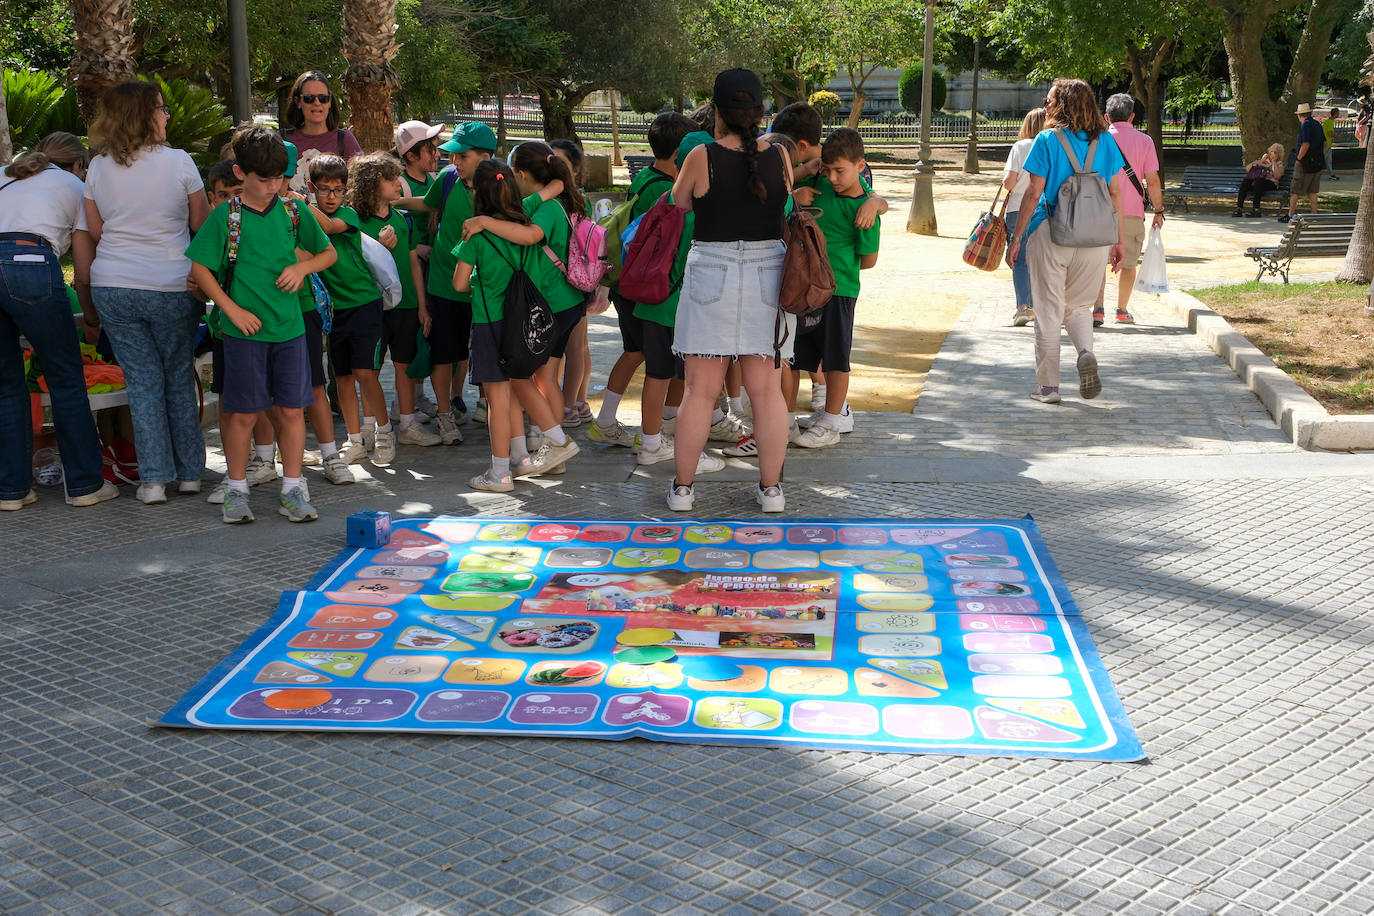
left=543, top=210, right=610, bottom=292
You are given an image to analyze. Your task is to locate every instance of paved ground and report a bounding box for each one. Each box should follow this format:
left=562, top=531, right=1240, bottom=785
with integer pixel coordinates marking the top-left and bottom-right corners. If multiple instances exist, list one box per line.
left=4, top=171, right=1374, bottom=914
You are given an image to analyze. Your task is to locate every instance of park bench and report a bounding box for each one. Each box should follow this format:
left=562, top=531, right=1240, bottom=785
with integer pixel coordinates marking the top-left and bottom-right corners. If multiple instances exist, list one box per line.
left=625, top=155, right=654, bottom=179
left=1166, top=165, right=1293, bottom=214
left=1244, top=212, right=1357, bottom=283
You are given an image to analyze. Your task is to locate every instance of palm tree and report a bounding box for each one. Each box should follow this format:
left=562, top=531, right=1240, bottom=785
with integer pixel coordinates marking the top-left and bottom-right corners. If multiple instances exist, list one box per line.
left=0, top=66, right=12, bottom=165
left=1336, top=30, right=1374, bottom=286
left=68, top=0, right=137, bottom=125
left=342, top=0, right=400, bottom=152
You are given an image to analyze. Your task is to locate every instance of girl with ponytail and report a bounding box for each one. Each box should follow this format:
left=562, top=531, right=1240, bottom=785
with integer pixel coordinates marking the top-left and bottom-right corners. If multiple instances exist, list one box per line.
left=664, top=68, right=794, bottom=515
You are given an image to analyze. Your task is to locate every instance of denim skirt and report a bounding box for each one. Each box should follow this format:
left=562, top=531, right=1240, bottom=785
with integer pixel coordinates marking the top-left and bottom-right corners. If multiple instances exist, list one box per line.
left=673, top=240, right=793, bottom=360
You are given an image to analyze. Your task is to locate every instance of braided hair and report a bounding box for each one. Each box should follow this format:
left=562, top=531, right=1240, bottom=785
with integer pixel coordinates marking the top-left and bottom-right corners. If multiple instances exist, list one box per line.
left=718, top=95, right=768, bottom=201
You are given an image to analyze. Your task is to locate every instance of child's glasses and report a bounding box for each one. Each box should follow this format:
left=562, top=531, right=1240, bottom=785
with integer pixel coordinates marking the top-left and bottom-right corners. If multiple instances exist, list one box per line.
left=314, top=186, right=346, bottom=197
left=300, top=93, right=331, bottom=104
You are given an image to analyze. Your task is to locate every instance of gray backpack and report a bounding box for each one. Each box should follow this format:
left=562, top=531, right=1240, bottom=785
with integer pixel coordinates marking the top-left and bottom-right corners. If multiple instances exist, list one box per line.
left=1048, top=129, right=1118, bottom=248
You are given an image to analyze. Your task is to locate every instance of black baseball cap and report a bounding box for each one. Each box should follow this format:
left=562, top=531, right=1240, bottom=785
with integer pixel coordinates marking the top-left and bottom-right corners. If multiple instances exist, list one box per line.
left=713, top=69, right=764, bottom=110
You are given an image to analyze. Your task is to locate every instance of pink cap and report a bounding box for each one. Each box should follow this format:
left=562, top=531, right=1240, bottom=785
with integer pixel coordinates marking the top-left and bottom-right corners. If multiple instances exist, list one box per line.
left=394, top=120, right=444, bottom=157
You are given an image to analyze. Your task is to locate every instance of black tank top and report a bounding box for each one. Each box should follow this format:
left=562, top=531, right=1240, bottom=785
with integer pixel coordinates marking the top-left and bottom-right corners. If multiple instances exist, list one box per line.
left=693, top=142, right=788, bottom=242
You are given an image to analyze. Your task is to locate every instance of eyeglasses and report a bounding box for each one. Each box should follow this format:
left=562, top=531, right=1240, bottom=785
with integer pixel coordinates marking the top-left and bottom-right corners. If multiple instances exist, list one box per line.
left=300, top=93, right=331, bottom=104
left=313, top=185, right=346, bottom=197
left=157, top=104, right=171, bottom=115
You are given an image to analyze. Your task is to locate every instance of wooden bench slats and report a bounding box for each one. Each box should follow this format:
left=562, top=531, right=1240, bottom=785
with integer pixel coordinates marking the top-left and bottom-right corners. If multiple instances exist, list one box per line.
left=1244, top=214, right=1356, bottom=283
left=1167, top=165, right=1293, bottom=214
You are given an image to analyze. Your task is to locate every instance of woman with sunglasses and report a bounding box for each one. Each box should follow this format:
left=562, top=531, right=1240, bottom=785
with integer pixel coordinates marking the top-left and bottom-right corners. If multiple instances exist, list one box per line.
left=80, top=79, right=211, bottom=504
left=281, top=71, right=363, bottom=192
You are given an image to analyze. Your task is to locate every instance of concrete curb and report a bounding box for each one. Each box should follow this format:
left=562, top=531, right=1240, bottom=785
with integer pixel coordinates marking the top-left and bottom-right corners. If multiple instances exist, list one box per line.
left=1162, top=289, right=1374, bottom=450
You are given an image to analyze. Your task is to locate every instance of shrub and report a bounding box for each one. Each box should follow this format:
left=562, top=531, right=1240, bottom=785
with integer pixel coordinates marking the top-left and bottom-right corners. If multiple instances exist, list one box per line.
left=898, top=64, right=946, bottom=115
left=808, top=90, right=841, bottom=122
left=3, top=69, right=66, bottom=152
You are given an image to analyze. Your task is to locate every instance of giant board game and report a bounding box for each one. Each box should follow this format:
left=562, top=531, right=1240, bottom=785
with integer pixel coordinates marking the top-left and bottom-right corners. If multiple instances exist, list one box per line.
left=160, top=517, right=1144, bottom=761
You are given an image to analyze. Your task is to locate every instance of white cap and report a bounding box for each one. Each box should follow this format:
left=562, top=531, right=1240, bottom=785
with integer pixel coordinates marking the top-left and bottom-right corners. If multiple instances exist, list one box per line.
left=394, top=120, right=444, bottom=157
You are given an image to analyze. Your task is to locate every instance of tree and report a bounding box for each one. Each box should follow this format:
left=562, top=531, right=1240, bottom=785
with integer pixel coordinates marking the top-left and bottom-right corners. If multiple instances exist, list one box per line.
left=691, top=0, right=834, bottom=109
left=899, top=64, right=946, bottom=113
left=68, top=0, right=137, bottom=124
left=826, top=0, right=920, bottom=128
left=341, top=0, right=400, bottom=152
left=1210, top=0, right=1345, bottom=160
left=0, top=68, right=11, bottom=165
left=1336, top=27, right=1374, bottom=284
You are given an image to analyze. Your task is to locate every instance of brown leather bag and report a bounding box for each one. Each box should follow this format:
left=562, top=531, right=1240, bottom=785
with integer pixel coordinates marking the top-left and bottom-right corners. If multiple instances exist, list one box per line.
left=774, top=204, right=837, bottom=364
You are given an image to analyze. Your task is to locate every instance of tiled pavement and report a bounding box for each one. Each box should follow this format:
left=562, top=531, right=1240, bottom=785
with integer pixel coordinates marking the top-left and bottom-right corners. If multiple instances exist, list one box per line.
left=2, top=291, right=1373, bottom=915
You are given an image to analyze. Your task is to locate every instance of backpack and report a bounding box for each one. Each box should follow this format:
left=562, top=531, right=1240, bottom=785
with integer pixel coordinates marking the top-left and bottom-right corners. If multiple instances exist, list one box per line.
left=476, top=235, right=555, bottom=378
left=435, top=165, right=462, bottom=232
left=1047, top=129, right=1118, bottom=248
left=225, top=196, right=333, bottom=333
left=618, top=193, right=686, bottom=305
left=599, top=174, right=672, bottom=285
left=774, top=204, right=837, bottom=364
left=540, top=208, right=610, bottom=292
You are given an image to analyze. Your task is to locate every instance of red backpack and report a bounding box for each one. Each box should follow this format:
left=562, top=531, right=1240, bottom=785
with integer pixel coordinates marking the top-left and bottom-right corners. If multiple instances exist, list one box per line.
left=617, top=194, right=685, bottom=305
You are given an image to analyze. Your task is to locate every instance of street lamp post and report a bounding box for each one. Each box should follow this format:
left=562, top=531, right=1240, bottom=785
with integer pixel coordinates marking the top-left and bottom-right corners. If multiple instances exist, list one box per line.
left=228, top=0, right=251, bottom=125
left=906, top=0, right=938, bottom=235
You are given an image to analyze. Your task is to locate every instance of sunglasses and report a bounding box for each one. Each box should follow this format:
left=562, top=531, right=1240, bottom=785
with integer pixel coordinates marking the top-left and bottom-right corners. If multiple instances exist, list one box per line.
left=300, top=93, right=331, bottom=104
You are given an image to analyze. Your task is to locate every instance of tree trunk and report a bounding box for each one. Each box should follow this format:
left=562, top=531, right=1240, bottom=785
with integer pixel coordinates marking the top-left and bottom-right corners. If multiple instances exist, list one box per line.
left=0, top=66, right=12, bottom=165
left=1125, top=39, right=1171, bottom=166
left=68, top=0, right=137, bottom=126
left=537, top=87, right=588, bottom=145
left=496, top=85, right=507, bottom=153
left=1219, top=0, right=1341, bottom=162
left=341, top=0, right=400, bottom=153
left=847, top=87, right=867, bottom=129
left=964, top=41, right=980, bottom=174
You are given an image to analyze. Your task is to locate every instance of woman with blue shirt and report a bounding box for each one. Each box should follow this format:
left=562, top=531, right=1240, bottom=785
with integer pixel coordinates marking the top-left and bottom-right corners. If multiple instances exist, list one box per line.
left=1005, top=79, right=1125, bottom=405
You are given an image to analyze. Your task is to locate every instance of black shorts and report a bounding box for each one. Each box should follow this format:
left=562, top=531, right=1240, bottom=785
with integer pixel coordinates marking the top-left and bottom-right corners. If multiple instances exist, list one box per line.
left=303, top=308, right=326, bottom=389
left=428, top=293, right=471, bottom=364
left=329, top=301, right=384, bottom=375
left=219, top=334, right=314, bottom=414
left=210, top=335, right=225, bottom=395
left=642, top=320, right=683, bottom=381
left=790, top=295, right=857, bottom=374
left=468, top=320, right=516, bottom=383
left=382, top=308, right=420, bottom=365
left=550, top=303, right=586, bottom=360
left=610, top=290, right=643, bottom=353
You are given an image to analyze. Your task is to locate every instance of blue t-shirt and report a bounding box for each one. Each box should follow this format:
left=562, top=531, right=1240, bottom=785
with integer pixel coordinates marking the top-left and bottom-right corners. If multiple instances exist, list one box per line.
left=1021, top=128, right=1126, bottom=239
left=1297, top=117, right=1324, bottom=160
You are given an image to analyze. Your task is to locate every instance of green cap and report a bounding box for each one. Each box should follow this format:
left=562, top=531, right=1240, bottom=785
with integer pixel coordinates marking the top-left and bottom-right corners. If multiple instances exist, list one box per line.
left=282, top=140, right=298, bottom=178
left=676, top=130, right=714, bottom=168
left=439, top=121, right=497, bottom=154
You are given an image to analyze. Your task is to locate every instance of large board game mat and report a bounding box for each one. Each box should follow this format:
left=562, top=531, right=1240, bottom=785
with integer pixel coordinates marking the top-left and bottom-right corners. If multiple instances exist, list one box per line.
left=160, top=517, right=1144, bottom=761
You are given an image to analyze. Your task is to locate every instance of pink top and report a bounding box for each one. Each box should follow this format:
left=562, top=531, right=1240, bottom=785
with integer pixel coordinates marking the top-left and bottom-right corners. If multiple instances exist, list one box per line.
left=1108, top=121, right=1158, bottom=218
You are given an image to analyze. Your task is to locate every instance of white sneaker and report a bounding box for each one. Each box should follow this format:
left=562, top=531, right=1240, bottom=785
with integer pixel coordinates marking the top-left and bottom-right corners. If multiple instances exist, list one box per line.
left=587, top=419, right=641, bottom=450
left=472, top=399, right=488, bottom=424
left=696, top=451, right=726, bottom=473
left=340, top=440, right=370, bottom=465
left=436, top=411, right=463, bottom=445
left=636, top=438, right=675, bottom=466
left=373, top=427, right=396, bottom=466
left=525, top=422, right=543, bottom=452
left=321, top=453, right=356, bottom=485
left=397, top=422, right=441, bottom=446
left=245, top=454, right=279, bottom=486
left=177, top=479, right=202, bottom=495
left=66, top=480, right=119, bottom=507
left=360, top=424, right=375, bottom=451
left=275, top=446, right=321, bottom=467
left=661, top=416, right=676, bottom=436
left=136, top=483, right=167, bottom=504
left=796, top=409, right=823, bottom=430
left=756, top=482, right=785, bottom=513
left=667, top=479, right=694, bottom=512
left=795, top=404, right=853, bottom=433
left=788, top=418, right=804, bottom=445
left=708, top=412, right=752, bottom=442
left=414, top=395, right=439, bottom=419
left=810, top=384, right=827, bottom=412
left=470, top=470, right=515, bottom=493
left=793, top=422, right=841, bottom=449
left=206, top=479, right=229, bottom=504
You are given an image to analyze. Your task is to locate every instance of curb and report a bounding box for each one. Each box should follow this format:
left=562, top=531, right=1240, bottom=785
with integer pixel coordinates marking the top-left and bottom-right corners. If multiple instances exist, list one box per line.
left=1161, top=290, right=1374, bottom=450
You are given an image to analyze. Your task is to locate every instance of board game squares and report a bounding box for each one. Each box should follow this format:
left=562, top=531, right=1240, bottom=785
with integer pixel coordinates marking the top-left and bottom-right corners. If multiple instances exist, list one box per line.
left=365, top=654, right=449, bottom=682
left=417, top=690, right=510, bottom=723
left=508, top=693, right=599, bottom=725
left=695, top=697, right=782, bottom=730
left=603, top=693, right=691, bottom=727
left=790, top=700, right=879, bottom=736
left=882, top=704, right=974, bottom=740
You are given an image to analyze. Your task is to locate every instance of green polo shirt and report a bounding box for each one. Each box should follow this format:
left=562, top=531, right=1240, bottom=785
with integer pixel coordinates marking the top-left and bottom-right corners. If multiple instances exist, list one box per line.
left=400, top=170, right=435, bottom=249
left=359, top=208, right=419, bottom=310
left=318, top=206, right=379, bottom=310
left=424, top=167, right=473, bottom=302
left=522, top=193, right=585, bottom=313
left=454, top=232, right=530, bottom=324
left=799, top=176, right=880, bottom=299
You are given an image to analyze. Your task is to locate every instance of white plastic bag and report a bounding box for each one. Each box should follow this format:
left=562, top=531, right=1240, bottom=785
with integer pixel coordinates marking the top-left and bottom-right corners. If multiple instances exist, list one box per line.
left=1134, top=225, right=1169, bottom=294
left=359, top=232, right=403, bottom=310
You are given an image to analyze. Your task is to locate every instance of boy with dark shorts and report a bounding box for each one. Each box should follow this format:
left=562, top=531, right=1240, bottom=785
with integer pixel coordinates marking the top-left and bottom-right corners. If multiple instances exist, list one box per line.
left=187, top=127, right=337, bottom=524
left=589, top=111, right=696, bottom=449
left=393, top=120, right=443, bottom=419
left=306, top=155, right=394, bottom=466
left=790, top=128, right=880, bottom=448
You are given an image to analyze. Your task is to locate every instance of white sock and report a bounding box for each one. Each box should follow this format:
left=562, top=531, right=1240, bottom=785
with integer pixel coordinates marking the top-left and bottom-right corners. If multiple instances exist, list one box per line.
left=491, top=455, right=511, bottom=478
left=320, top=441, right=338, bottom=459
left=598, top=390, right=622, bottom=426
left=399, top=413, right=415, bottom=429
left=376, top=421, right=392, bottom=433
left=363, top=416, right=377, bottom=430
left=254, top=444, right=274, bottom=462
left=542, top=426, right=568, bottom=447
left=510, top=436, right=529, bottom=462
left=281, top=476, right=301, bottom=493
left=710, top=408, right=725, bottom=424
left=226, top=477, right=249, bottom=494
left=349, top=432, right=364, bottom=445
left=727, top=396, right=743, bottom=414
left=662, top=406, right=678, bottom=420
left=823, top=411, right=843, bottom=429
left=642, top=432, right=662, bottom=452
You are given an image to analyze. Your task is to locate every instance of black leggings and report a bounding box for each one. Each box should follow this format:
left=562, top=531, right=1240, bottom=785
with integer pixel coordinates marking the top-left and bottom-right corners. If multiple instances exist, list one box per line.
left=1237, top=177, right=1276, bottom=210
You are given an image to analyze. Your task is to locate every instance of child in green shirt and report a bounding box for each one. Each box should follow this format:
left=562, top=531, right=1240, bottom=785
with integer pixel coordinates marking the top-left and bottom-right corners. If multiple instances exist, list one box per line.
left=789, top=128, right=881, bottom=449
left=186, top=126, right=336, bottom=525
left=452, top=159, right=581, bottom=492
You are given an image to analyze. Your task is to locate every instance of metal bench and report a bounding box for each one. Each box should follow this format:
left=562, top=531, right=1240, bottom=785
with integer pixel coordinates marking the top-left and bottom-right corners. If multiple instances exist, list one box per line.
left=625, top=155, right=655, bottom=179
left=1244, top=213, right=1356, bottom=283
left=1167, top=165, right=1293, bottom=214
